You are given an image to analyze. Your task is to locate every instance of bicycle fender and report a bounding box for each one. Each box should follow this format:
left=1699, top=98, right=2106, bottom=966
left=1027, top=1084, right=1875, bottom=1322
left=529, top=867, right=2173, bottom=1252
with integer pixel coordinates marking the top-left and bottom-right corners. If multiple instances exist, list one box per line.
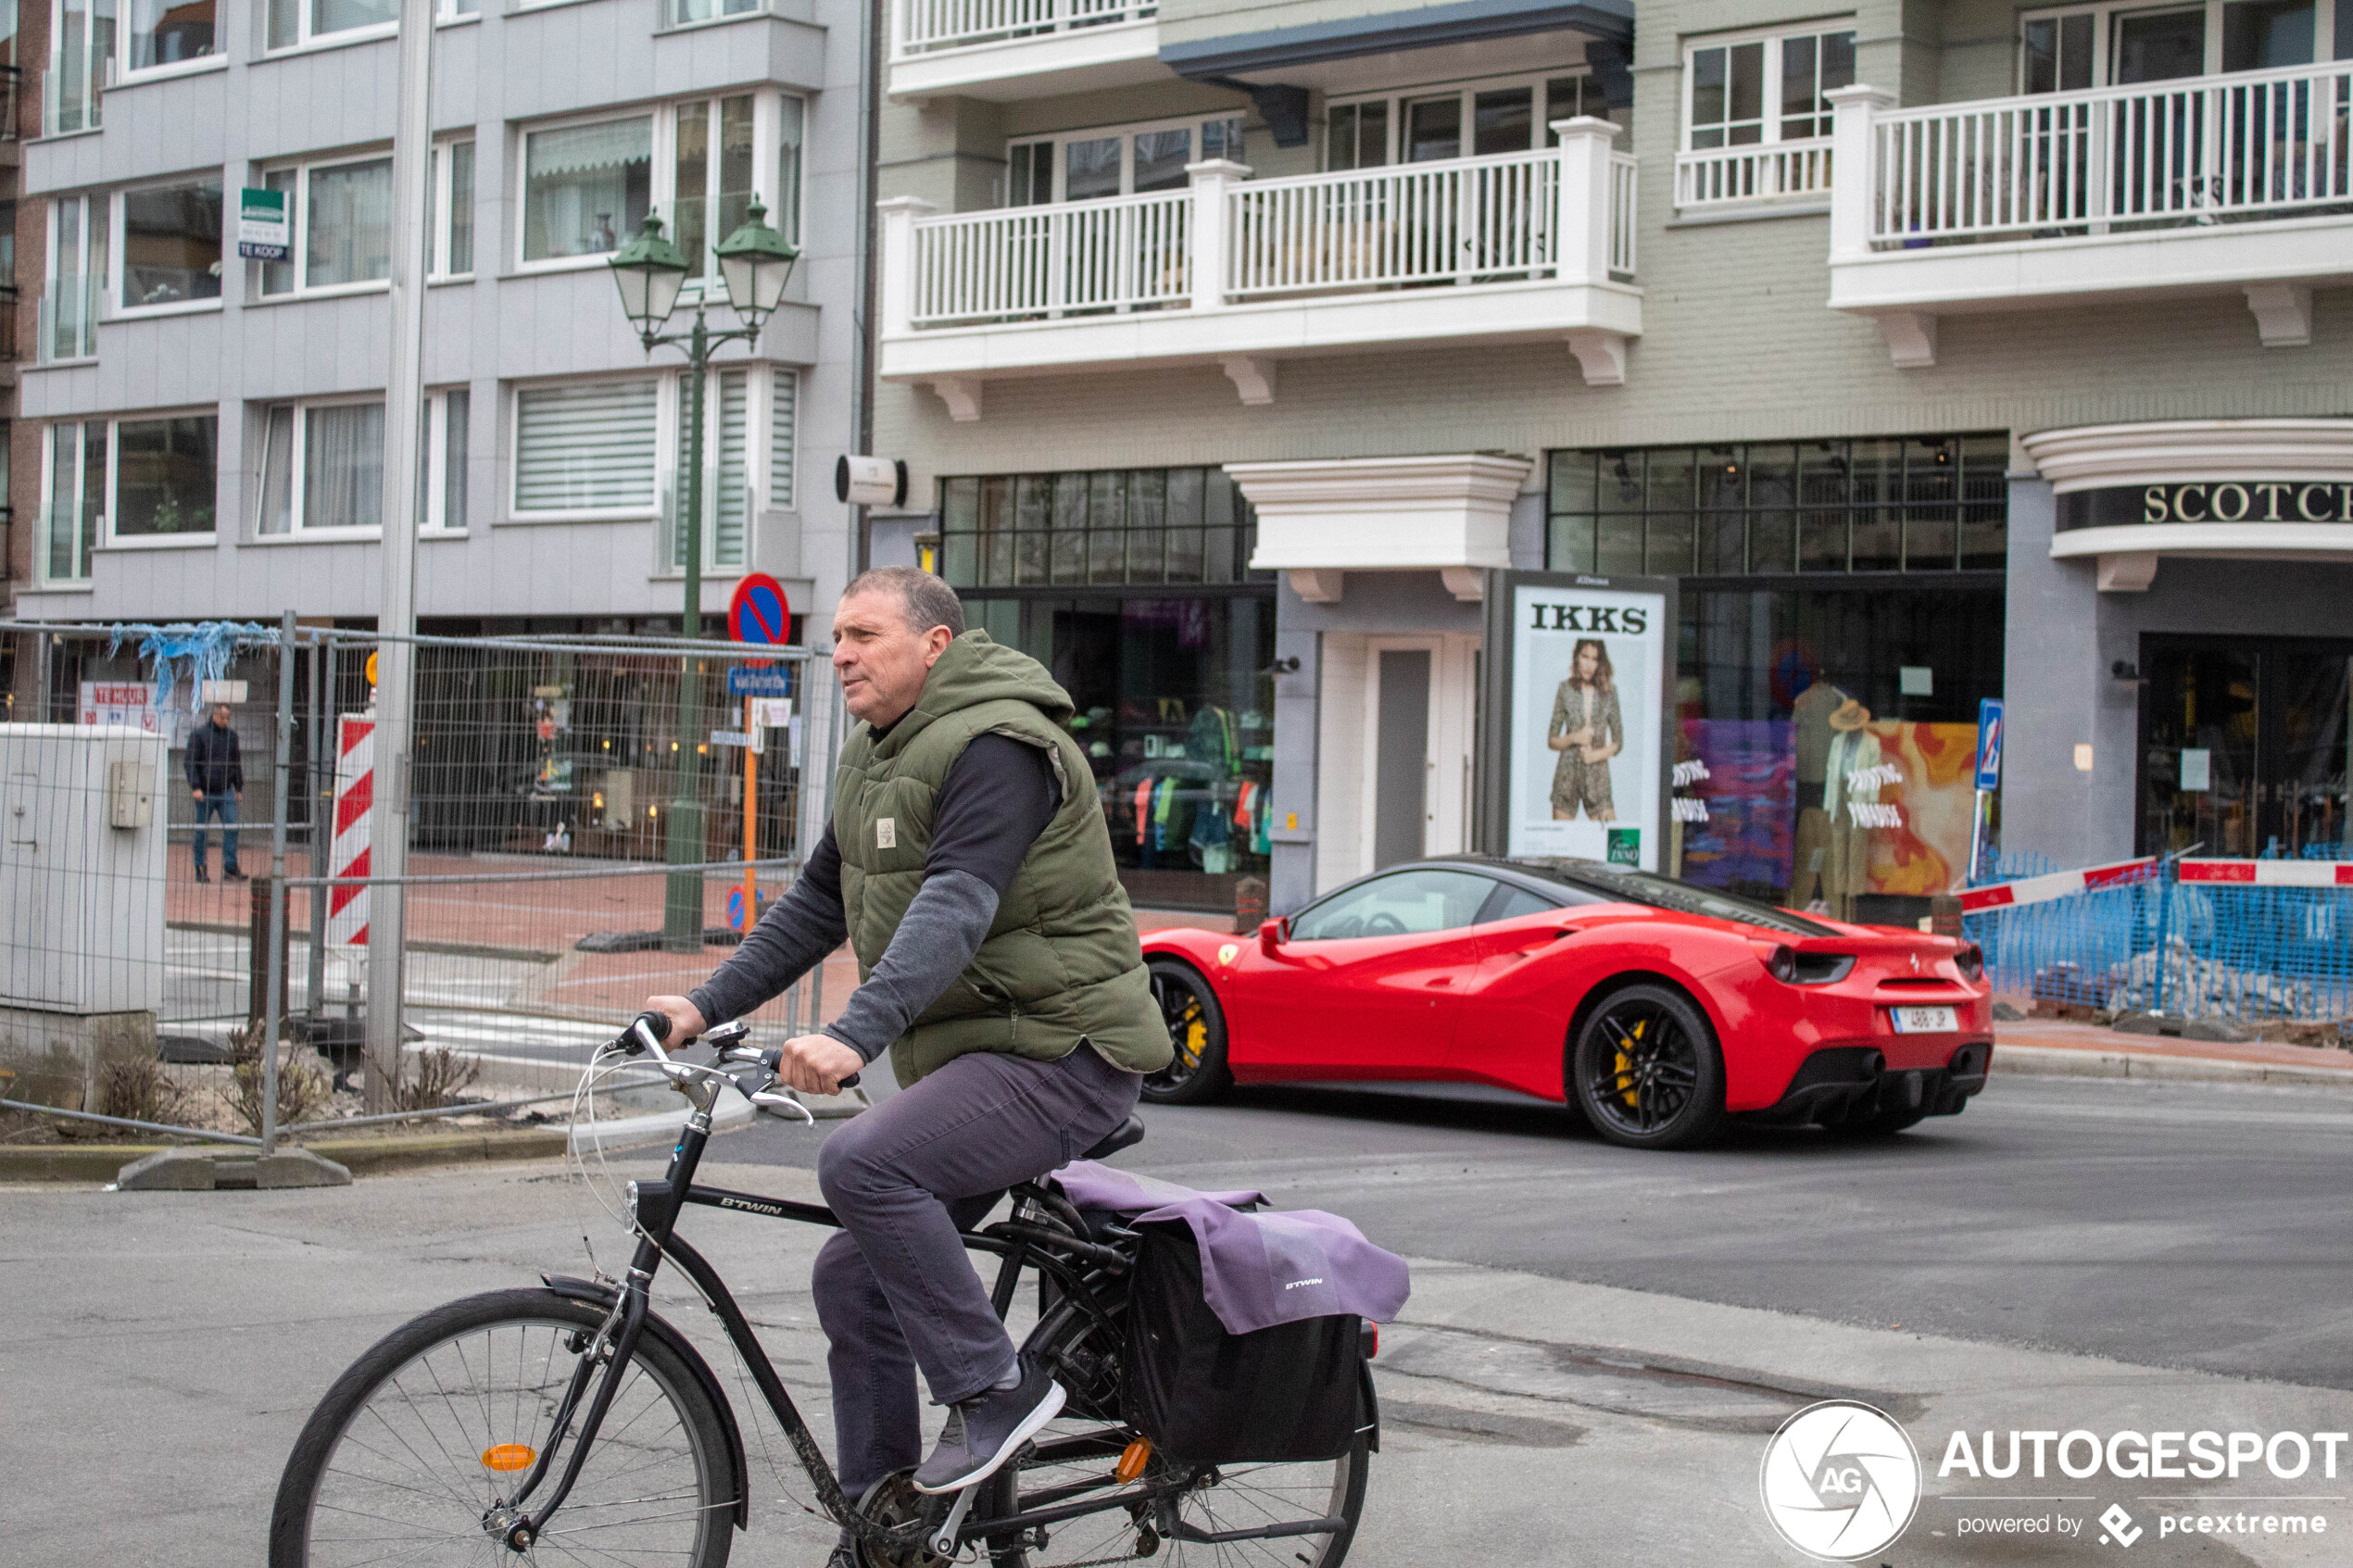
left=1357, top=1356, right=1381, bottom=1455
left=540, top=1275, right=752, bottom=1530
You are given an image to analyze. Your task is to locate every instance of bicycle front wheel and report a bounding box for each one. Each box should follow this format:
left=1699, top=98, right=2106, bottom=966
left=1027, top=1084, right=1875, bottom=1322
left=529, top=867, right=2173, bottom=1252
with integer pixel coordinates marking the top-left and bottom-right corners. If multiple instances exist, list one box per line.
left=270, top=1287, right=736, bottom=1568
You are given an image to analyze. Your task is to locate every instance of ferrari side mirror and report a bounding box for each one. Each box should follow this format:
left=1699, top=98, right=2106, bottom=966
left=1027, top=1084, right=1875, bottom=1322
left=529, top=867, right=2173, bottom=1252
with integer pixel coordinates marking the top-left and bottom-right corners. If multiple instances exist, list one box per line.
left=1258, top=917, right=1289, bottom=956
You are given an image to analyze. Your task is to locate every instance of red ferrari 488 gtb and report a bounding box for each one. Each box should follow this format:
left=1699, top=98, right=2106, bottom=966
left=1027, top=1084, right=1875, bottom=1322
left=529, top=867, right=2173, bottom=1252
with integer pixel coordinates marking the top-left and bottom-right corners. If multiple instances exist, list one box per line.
left=1138, top=856, right=1993, bottom=1150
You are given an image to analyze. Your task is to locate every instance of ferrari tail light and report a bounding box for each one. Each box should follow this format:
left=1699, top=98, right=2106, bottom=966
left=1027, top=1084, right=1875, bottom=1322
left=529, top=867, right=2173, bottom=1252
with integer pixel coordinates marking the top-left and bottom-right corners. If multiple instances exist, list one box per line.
left=1956, top=944, right=1985, bottom=983
left=1766, top=946, right=1796, bottom=983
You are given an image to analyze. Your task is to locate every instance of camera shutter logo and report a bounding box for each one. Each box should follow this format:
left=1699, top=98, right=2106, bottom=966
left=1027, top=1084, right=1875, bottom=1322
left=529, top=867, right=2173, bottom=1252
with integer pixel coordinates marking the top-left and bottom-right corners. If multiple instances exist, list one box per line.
left=1758, top=1400, right=1921, bottom=1561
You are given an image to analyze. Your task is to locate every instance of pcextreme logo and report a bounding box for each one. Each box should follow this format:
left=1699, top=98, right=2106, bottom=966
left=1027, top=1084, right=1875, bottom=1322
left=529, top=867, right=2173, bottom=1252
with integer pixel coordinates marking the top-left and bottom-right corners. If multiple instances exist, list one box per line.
left=1759, top=1400, right=1923, bottom=1561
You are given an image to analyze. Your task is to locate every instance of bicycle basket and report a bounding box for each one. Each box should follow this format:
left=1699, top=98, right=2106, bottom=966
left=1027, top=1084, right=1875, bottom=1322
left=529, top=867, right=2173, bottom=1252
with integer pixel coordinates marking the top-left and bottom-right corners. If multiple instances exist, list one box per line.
left=1118, top=1221, right=1363, bottom=1465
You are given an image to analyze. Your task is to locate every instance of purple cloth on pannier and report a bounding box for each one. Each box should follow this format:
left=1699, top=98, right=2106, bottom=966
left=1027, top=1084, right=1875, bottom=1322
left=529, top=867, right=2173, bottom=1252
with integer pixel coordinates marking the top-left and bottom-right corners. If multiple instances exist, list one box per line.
left=1052, top=1160, right=1412, bottom=1335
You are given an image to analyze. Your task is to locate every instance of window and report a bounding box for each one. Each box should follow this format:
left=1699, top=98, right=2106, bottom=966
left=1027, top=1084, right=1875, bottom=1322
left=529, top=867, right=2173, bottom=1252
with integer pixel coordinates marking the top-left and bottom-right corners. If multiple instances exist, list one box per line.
left=1546, top=434, right=2009, bottom=577
left=514, top=379, right=660, bottom=517
left=42, top=422, right=106, bottom=582
left=120, top=176, right=223, bottom=312
left=662, top=0, right=764, bottom=29
left=522, top=95, right=802, bottom=270
left=1327, top=75, right=1599, bottom=170
left=1478, top=883, right=1562, bottom=923
left=124, top=0, right=218, bottom=73
left=425, top=142, right=475, bottom=279
left=47, top=0, right=114, bottom=134
left=2020, top=1, right=2344, bottom=89
left=937, top=469, right=1266, bottom=588
left=1290, top=869, right=1497, bottom=940
left=1005, top=115, right=1245, bottom=203
left=1683, top=24, right=1855, bottom=148
left=258, top=400, right=385, bottom=534
left=420, top=389, right=469, bottom=533
left=44, top=194, right=107, bottom=361
left=115, top=414, right=220, bottom=538
left=267, top=0, right=396, bottom=52
left=258, top=156, right=392, bottom=296
left=767, top=368, right=797, bottom=510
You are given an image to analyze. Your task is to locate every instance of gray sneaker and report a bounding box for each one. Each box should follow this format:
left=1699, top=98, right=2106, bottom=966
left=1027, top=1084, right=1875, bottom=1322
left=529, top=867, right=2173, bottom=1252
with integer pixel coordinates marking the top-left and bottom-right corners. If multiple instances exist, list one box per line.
left=912, top=1357, right=1066, bottom=1494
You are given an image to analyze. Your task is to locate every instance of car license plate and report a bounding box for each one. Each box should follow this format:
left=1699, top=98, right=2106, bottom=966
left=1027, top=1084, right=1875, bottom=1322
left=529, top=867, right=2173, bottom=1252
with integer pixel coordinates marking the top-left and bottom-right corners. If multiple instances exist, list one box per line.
left=1891, top=1006, right=1958, bottom=1035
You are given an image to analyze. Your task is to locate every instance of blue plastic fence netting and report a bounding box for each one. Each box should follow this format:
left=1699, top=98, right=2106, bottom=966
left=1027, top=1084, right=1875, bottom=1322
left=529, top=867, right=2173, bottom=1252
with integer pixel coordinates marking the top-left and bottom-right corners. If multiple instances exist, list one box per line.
left=103, top=621, right=283, bottom=714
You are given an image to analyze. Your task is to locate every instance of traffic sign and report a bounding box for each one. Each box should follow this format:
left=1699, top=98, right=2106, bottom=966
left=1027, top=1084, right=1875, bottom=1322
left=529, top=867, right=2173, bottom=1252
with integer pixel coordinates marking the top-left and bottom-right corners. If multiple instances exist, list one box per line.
left=726, top=886, right=768, bottom=933
left=728, top=572, right=792, bottom=648
left=727, top=667, right=792, bottom=697
left=1974, top=699, right=2004, bottom=792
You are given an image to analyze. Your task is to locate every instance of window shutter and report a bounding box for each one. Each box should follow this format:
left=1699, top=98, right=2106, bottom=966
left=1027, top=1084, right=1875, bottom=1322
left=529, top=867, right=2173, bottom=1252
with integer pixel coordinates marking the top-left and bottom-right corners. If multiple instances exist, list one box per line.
left=515, top=379, right=658, bottom=512
left=714, top=370, right=749, bottom=567
left=767, top=368, right=796, bottom=509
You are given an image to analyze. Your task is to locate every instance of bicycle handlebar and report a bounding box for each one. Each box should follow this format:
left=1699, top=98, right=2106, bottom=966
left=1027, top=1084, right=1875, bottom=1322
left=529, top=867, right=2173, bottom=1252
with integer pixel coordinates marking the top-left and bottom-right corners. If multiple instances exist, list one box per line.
left=611, top=1010, right=859, bottom=1091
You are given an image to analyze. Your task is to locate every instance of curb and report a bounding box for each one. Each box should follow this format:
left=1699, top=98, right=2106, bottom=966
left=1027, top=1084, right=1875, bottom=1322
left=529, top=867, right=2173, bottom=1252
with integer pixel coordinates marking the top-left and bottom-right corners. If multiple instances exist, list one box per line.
left=567, top=1087, right=756, bottom=1155
left=1993, top=1042, right=2353, bottom=1088
left=0, top=1127, right=573, bottom=1185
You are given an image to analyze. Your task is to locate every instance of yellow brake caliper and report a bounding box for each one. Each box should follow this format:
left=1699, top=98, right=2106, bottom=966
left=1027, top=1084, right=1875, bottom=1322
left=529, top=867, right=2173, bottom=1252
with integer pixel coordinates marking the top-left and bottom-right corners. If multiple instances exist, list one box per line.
left=1616, top=1018, right=1644, bottom=1108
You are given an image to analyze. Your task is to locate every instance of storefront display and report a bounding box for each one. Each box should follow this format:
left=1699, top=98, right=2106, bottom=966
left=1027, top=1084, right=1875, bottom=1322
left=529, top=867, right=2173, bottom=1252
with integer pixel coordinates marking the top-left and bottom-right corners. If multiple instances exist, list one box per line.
left=940, top=468, right=1277, bottom=910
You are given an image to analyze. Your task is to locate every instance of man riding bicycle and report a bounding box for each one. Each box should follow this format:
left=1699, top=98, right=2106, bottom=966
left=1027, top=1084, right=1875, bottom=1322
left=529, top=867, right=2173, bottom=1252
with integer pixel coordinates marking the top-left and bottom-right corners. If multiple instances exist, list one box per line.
left=643, top=566, right=1171, bottom=1552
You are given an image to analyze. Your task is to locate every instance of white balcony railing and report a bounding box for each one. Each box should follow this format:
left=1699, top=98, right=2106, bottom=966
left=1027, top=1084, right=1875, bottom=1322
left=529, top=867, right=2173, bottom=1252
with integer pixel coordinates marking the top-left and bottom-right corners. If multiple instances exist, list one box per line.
left=1227, top=148, right=1561, bottom=296
left=1610, top=151, right=1638, bottom=274
left=912, top=189, right=1190, bottom=325
left=1674, top=138, right=1832, bottom=208
left=1860, top=60, right=2353, bottom=245
left=897, top=0, right=1152, bottom=56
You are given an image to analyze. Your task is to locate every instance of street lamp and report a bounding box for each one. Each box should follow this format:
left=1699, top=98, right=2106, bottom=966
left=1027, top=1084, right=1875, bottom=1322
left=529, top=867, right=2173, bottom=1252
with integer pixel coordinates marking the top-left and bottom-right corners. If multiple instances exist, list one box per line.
left=610, top=201, right=800, bottom=950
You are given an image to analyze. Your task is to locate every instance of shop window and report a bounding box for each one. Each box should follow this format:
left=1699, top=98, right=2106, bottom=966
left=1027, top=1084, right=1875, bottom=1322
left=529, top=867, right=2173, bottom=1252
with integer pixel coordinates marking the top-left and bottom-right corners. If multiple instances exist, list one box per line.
left=1683, top=22, right=1855, bottom=148
left=1548, top=434, right=2007, bottom=578
left=937, top=468, right=1265, bottom=589
left=120, top=176, right=224, bottom=312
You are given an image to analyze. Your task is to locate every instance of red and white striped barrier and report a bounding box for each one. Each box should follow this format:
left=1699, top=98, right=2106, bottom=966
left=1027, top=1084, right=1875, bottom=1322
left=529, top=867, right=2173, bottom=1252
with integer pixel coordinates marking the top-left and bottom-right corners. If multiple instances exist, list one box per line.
left=2178, top=859, right=2353, bottom=887
left=1957, top=857, right=2158, bottom=914
left=326, top=714, right=373, bottom=948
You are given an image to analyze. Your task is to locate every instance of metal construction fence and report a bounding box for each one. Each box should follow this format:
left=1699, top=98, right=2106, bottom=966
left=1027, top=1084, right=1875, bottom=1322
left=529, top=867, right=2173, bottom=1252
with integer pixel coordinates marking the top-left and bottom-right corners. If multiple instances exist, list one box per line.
left=1962, top=848, right=2353, bottom=1027
left=1, top=619, right=844, bottom=1137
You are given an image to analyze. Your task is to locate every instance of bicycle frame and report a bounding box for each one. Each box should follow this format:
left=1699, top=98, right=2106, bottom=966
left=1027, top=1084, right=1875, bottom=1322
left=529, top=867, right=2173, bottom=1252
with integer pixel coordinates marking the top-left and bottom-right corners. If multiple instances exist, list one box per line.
left=490, top=1063, right=1171, bottom=1561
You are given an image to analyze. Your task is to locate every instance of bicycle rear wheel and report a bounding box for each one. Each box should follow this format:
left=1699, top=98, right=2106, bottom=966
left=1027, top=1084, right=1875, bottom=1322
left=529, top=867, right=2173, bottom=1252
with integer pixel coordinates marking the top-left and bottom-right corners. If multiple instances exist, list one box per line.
left=270, top=1287, right=736, bottom=1568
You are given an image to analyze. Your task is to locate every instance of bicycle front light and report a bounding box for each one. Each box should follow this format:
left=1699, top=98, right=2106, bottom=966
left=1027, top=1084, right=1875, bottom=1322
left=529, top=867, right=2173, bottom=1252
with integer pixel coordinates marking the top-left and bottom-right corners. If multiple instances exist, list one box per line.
left=624, top=1178, right=676, bottom=1234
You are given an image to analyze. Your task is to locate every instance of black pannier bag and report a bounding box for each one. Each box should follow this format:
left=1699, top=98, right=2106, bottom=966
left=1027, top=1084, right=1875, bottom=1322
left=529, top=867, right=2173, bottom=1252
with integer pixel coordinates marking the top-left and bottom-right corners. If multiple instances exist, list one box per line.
left=1119, top=1222, right=1363, bottom=1464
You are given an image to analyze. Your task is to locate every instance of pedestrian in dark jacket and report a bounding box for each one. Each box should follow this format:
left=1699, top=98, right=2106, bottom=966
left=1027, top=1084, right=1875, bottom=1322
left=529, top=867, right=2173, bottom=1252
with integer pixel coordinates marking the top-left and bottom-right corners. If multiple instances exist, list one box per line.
left=187, top=703, right=245, bottom=883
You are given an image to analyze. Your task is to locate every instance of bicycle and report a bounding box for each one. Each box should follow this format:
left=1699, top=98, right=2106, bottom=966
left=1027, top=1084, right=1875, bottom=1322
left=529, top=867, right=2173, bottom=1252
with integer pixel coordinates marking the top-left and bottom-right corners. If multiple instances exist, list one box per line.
left=268, top=1011, right=1376, bottom=1566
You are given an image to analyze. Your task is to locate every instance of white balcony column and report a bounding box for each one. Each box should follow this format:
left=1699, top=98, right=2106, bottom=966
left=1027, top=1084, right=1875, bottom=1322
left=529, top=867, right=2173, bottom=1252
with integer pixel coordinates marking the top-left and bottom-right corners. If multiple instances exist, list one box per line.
left=875, top=195, right=937, bottom=340
left=1550, top=117, right=1618, bottom=288
left=1825, top=85, right=1894, bottom=265
left=1186, top=158, right=1252, bottom=314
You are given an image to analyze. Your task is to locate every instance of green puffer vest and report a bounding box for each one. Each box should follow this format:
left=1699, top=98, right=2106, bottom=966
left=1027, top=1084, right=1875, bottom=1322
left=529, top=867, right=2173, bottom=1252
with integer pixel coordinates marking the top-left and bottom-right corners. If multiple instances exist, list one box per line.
left=832, top=631, right=1173, bottom=1088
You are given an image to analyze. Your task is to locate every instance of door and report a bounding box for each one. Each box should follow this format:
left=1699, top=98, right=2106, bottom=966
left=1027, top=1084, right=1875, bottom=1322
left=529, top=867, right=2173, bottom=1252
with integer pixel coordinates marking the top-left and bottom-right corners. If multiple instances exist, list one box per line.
left=1374, top=649, right=1430, bottom=869
left=1225, top=866, right=1497, bottom=1075
left=2139, top=636, right=2353, bottom=857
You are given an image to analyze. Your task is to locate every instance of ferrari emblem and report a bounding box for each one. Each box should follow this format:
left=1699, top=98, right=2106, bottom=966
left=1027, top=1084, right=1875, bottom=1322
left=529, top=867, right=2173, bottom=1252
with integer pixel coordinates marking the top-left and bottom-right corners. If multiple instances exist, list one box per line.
left=1909, top=953, right=1920, bottom=972
left=1216, top=944, right=1239, bottom=966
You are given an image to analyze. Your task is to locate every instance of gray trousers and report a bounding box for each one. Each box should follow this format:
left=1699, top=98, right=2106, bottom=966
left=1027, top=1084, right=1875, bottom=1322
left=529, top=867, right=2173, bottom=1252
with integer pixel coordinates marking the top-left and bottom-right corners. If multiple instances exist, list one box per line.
left=813, top=1042, right=1141, bottom=1500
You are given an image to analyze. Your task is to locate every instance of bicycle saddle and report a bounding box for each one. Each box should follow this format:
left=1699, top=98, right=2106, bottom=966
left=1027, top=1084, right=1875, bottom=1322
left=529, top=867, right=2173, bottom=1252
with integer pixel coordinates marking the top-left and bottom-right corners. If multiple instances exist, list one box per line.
left=1078, top=1114, right=1145, bottom=1161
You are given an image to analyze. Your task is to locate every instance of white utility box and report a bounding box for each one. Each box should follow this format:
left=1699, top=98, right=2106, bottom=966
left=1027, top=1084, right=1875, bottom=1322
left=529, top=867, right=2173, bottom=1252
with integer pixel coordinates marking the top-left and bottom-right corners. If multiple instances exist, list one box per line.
left=1, top=724, right=170, bottom=1109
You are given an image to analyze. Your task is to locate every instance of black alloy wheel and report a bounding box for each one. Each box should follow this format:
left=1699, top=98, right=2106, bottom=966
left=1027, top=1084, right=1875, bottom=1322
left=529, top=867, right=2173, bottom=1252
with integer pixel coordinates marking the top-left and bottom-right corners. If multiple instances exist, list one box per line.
left=1569, top=984, right=1728, bottom=1150
left=1141, top=959, right=1234, bottom=1106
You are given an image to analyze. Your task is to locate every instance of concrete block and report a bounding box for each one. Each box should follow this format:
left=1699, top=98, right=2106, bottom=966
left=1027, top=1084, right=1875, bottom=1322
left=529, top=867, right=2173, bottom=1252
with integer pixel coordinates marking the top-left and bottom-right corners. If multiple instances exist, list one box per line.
left=113, top=1147, right=352, bottom=1190
left=2181, top=1019, right=2257, bottom=1045
left=2112, top=1011, right=2176, bottom=1036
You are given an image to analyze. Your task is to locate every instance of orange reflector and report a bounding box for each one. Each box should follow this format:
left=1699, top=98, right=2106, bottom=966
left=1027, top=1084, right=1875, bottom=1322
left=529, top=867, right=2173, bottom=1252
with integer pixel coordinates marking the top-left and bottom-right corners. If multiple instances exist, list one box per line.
left=1114, top=1437, right=1152, bottom=1484
left=482, top=1444, right=537, bottom=1473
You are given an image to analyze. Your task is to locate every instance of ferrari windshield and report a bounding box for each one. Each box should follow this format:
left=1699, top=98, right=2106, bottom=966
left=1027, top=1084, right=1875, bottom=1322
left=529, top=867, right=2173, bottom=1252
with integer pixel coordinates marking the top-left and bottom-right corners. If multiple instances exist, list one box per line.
left=1513, top=859, right=1837, bottom=938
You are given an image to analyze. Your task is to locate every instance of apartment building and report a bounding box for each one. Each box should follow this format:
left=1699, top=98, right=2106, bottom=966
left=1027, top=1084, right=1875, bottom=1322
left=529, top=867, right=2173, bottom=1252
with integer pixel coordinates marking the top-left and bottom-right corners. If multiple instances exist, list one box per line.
left=872, top=0, right=2353, bottom=918
left=5, top=0, right=865, bottom=675
left=3, top=0, right=37, bottom=630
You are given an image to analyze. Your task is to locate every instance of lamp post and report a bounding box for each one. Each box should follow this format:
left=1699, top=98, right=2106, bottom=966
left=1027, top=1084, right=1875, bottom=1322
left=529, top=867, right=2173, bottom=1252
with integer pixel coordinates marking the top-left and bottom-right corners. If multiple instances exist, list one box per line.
left=610, top=202, right=799, bottom=951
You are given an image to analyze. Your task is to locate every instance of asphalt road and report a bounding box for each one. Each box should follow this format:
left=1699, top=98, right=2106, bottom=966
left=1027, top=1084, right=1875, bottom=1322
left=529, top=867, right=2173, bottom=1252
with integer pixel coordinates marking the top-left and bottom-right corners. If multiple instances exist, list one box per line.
left=719, top=1069, right=2353, bottom=1390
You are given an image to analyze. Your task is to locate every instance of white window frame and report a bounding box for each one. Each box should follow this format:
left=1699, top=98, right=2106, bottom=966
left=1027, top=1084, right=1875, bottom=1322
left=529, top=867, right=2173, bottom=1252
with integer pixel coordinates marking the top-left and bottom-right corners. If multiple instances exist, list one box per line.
left=38, top=420, right=104, bottom=583
left=1004, top=112, right=1249, bottom=204
left=106, top=0, right=227, bottom=84
left=1324, top=71, right=1603, bottom=170
left=112, top=172, right=228, bottom=320
left=264, top=0, right=398, bottom=56
left=45, top=194, right=107, bottom=361
left=2017, top=1, right=2342, bottom=91
left=510, top=373, right=666, bottom=525
left=253, top=395, right=389, bottom=541
left=427, top=139, right=477, bottom=282
left=1680, top=19, right=1857, bottom=153
left=515, top=94, right=808, bottom=278
left=254, top=151, right=396, bottom=301
left=96, top=408, right=224, bottom=549
left=421, top=387, right=472, bottom=534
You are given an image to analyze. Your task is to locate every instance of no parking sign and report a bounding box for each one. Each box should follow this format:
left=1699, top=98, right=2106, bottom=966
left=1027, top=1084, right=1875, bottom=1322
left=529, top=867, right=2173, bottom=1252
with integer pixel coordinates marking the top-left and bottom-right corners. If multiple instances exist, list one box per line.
left=729, top=573, right=792, bottom=651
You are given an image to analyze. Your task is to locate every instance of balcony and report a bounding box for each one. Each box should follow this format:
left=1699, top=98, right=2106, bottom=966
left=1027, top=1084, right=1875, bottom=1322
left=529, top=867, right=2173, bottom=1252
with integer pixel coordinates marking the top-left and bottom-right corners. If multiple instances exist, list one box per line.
left=1826, top=66, right=2353, bottom=366
left=878, top=121, right=1640, bottom=419
left=888, top=0, right=1162, bottom=102
left=1675, top=138, right=1831, bottom=212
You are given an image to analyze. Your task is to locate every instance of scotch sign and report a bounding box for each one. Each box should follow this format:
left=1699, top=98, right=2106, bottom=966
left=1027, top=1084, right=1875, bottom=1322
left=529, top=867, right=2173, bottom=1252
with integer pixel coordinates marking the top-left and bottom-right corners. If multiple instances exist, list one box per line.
left=2137, top=483, right=2353, bottom=523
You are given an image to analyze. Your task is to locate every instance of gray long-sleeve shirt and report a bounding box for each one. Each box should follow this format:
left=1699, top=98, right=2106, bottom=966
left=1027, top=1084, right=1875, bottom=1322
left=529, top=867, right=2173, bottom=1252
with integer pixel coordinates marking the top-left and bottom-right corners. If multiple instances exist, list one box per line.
left=686, top=733, right=1060, bottom=1061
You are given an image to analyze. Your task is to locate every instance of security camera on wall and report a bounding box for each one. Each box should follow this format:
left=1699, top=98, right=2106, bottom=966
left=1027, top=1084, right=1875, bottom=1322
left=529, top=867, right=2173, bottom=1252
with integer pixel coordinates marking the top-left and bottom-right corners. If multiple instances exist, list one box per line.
left=836, top=456, right=910, bottom=508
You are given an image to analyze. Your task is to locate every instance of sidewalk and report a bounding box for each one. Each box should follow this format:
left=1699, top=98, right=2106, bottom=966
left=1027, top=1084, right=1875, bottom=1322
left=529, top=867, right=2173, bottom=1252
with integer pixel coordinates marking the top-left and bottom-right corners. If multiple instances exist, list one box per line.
left=1994, top=1016, right=2353, bottom=1086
